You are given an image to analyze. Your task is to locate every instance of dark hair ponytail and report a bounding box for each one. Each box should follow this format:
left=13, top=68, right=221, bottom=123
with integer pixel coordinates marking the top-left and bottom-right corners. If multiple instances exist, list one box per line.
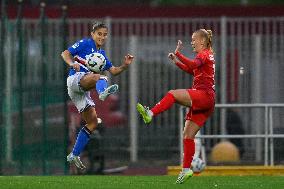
left=91, top=22, right=108, bottom=32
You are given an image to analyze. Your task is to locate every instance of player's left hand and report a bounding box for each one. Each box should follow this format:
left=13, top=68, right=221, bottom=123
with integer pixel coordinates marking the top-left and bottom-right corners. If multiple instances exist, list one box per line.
left=124, top=54, right=134, bottom=66
left=168, top=53, right=178, bottom=64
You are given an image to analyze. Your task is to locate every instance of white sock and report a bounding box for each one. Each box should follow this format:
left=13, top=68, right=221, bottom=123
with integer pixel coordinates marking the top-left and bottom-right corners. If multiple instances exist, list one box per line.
left=149, top=110, right=153, bottom=117
left=182, top=168, right=190, bottom=173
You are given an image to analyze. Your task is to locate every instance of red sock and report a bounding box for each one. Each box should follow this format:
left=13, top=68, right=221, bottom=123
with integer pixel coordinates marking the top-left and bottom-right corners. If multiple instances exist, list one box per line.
left=151, top=92, right=175, bottom=116
left=183, top=138, right=195, bottom=168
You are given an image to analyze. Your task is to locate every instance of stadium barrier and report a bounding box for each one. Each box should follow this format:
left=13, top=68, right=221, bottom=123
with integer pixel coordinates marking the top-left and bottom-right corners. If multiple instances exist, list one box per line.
left=178, top=104, right=284, bottom=166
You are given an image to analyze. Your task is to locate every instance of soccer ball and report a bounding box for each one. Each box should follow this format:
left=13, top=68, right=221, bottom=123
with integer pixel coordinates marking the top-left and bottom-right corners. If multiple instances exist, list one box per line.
left=86, top=52, right=106, bottom=73
left=191, top=157, right=206, bottom=173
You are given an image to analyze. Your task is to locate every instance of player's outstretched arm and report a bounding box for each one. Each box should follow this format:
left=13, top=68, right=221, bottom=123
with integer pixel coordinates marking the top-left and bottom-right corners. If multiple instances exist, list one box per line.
left=168, top=53, right=193, bottom=74
left=174, top=40, right=183, bottom=54
left=108, top=54, right=134, bottom=76
left=61, top=50, right=80, bottom=72
left=174, top=40, right=201, bottom=70
left=175, top=51, right=201, bottom=70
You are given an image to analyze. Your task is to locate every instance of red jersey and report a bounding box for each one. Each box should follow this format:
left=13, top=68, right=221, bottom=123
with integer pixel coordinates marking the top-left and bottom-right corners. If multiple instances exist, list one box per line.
left=175, top=49, right=215, bottom=92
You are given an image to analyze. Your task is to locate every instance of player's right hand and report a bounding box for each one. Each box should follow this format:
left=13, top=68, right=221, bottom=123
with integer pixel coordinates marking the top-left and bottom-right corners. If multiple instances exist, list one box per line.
left=71, top=61, right=80, bottom=72
left=175, top=40, right=183, bottom=53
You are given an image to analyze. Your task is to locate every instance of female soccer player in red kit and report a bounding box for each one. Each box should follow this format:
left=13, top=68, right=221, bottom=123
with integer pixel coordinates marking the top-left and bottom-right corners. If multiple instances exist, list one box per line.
left=137, top=29, right=215, bottom=184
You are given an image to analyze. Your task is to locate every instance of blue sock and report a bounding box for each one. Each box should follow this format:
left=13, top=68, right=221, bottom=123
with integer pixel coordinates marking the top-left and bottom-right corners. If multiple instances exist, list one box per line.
left=72, top=126, right=91, bottom=156
left=96, top=79, right=108, bottom=95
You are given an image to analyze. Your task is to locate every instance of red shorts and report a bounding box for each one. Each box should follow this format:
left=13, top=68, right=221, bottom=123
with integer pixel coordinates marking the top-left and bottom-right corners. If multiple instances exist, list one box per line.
left=185, top=89, right=215, bottom=126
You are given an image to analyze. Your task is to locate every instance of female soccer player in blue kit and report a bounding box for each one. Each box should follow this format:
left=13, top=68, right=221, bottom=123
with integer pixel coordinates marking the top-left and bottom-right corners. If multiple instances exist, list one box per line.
left=61, top=22, right=134, bottom=169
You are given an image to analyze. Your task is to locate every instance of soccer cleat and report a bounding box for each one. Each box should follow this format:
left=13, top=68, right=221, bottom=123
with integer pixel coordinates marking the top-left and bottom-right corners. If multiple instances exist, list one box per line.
left=175, top=169, right=194, bottom=184
left=67, top=153, right=86, bottom=170
left=99, top=84, right=119, bottom=101
left=137, top=103, right=152, bottom=124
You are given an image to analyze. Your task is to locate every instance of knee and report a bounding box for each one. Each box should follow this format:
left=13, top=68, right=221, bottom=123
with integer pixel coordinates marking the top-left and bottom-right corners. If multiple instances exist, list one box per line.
left=168, top=90, right=176, bottom=99
left=86, top=73, right=100, bottom=86
left=87, top=121, right=97, bottom=132
left=168, top=89, right=175, bottom=94
left=183, top=131, right=195, bottom=140
left=90, top=73, right=100, bottom=83
left=80, top=73, right=100, bottom=90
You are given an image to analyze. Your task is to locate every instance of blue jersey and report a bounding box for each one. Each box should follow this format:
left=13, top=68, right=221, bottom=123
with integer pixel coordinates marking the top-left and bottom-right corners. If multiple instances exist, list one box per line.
left=67, top=38, right=113, bottom=76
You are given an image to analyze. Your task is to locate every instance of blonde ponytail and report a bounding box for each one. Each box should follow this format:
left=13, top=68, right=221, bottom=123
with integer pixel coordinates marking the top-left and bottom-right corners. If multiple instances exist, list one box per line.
left=206, top=29, right=213, bottom=53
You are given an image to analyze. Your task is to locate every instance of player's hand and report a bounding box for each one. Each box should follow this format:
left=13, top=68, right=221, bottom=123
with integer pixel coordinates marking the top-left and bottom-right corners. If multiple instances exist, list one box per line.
left=71, top=61, right=80, bottom=72
left=123, top=54, right=134, bottom=66
left=175, top=40, right=183, bottom=54
left=168, top=53, right=177, bottom=64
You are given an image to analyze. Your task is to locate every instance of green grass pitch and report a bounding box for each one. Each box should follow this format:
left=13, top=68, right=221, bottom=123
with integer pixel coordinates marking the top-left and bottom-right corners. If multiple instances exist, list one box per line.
left=0, top=175, right=283, bottom=189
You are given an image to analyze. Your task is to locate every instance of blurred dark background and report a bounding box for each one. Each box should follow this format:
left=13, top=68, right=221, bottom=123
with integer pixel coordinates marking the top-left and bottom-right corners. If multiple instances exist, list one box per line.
left=5, top=0, right=284, bottom=6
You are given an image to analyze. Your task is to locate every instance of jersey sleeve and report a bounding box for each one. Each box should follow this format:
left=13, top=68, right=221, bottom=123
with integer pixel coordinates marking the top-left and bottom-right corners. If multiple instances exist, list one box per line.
left=175, top=62, right=194, bottom=75
left=68, top=39, right=87, bottom=56
left=175, top=51, right=205, bottom=70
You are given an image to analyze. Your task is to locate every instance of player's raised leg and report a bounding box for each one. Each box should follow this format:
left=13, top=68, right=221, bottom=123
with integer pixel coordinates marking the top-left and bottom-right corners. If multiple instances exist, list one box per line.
left=137, top=89, right=191, bottom=124
left=67, top=106, right=98, bottom=169
left=137, top=91, right=175, bottom=124
left=136, top=103, right=153, bottom=124
left=79, top=72, right=101, bottom=91
left=176, top=120, right=200, bottom=184
left=96, top=79, right=119, bottom=101
left=96, top=77, right=119, bottom=101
